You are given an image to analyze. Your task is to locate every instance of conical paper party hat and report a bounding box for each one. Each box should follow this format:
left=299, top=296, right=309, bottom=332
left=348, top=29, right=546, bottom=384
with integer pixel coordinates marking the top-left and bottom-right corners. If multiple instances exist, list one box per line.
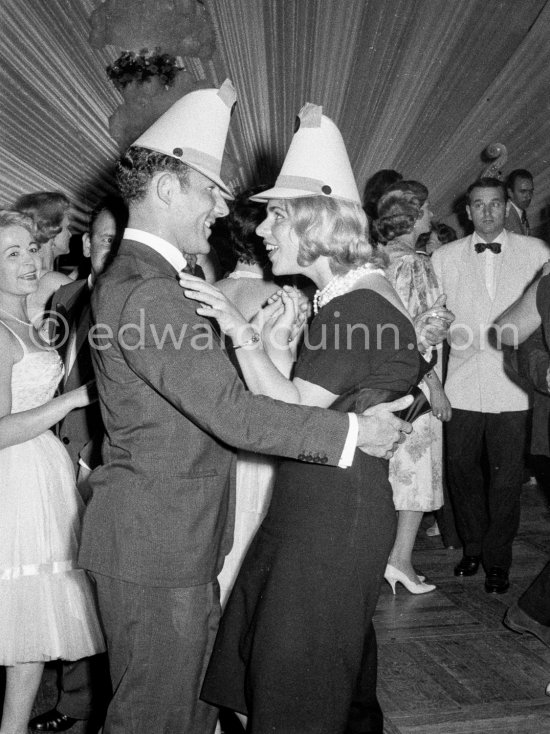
left=132, top=79, right=236, bottom=198
left=251, top=103, right=360, bottom=204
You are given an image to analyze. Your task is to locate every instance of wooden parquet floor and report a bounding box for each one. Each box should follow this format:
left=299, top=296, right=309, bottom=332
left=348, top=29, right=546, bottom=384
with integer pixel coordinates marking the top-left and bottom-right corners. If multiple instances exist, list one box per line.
left=4, top=484, right=550, bottom=733
left=378, top=483, right=550, bottom=734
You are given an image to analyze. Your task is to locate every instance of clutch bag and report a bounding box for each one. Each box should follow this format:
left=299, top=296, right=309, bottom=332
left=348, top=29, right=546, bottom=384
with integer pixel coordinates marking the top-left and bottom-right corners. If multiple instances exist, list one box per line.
left=331, top=385, right=431, bottom=424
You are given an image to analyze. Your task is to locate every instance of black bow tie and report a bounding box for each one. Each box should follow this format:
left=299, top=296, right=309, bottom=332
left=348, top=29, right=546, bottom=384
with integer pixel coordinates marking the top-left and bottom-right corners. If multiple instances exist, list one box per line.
left=475, top=242, right=501, bottom=254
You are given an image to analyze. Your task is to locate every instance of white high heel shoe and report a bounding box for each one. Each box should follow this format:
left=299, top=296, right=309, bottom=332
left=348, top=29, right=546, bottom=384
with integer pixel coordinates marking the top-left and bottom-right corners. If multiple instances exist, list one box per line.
left=384, top=564, right=436, bottom=595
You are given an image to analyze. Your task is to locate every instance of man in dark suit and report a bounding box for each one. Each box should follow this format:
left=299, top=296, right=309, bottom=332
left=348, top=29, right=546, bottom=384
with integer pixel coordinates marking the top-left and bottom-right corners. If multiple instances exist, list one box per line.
left=77, top=81, right=414, bottom=734
left=29, top=196, right=127, bottom=734
left=56, top=196, right=128, bottom=496
left=505, top=168, right=534, bottom=236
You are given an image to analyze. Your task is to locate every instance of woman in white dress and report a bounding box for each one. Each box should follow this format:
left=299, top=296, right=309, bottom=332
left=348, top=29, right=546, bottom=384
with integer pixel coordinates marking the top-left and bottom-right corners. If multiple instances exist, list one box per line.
left=215, top=188, right=283, bottom=605
left=0, top=211, right=105, bottom=734
left=14, top=191, right=74, bottom=325
left=375, top=181, right=451, bottom=594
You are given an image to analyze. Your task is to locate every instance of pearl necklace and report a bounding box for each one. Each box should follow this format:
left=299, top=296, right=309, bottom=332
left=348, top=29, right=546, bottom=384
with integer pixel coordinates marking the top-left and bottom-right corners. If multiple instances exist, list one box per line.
left=227, top=270, right=263, bottom=280
left=313, top=264, right=385, bottom=314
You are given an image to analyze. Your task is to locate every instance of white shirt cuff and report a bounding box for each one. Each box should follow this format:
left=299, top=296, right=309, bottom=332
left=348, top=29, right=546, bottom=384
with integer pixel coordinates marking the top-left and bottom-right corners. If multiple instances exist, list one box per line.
left=338, top=413, right=358, bottom=468
left=422, top=346, right=434, bottom=362
left=78, top=457, right=91, bottom=471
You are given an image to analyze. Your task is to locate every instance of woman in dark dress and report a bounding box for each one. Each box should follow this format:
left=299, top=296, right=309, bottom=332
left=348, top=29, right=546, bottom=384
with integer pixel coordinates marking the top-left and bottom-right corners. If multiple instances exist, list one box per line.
left=180, top=104, right=424, bottom=733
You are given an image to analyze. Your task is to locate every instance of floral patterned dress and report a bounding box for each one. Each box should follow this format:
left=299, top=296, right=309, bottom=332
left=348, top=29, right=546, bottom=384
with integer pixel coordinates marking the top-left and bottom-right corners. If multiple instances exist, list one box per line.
left=385, top=240, right=444, bottom=511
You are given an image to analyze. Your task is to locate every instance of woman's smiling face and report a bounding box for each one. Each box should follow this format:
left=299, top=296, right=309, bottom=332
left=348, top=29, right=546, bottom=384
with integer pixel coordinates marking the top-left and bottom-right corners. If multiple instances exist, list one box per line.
left=0, top=225, right=41, bottom=296
left=255, top=199, right=303, bottom=276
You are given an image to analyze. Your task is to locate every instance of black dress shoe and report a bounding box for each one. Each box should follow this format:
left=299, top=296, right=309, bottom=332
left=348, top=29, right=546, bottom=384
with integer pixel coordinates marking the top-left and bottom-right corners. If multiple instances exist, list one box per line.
left=454, top=555, right=481, bottom=577
left=29, top=709, right=79, bottom=732
left=485, top=567, right=510, bottom=594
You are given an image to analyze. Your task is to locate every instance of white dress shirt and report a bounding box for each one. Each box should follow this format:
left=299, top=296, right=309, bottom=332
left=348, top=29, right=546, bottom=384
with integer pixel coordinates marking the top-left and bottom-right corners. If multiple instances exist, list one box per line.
left=471, top=229, right=507, bottom=300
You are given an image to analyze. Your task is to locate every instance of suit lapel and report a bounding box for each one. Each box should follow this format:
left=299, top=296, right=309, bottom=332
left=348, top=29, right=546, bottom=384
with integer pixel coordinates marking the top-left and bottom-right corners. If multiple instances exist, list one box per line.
left=52, top=303, right=70, bottom=356
left=488, top=236, right=519, bottom=319
left=62, top=286, right=91, bottom=386
left=74, top=302, right=91, bottom=353
left=512, top=207, right=522, bottom=234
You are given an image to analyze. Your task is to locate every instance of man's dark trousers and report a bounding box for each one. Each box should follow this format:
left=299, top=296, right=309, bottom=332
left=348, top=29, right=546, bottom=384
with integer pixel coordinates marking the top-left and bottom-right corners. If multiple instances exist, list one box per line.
left=446, top=408, right=529, bottom=571
left=56, top=655, right=110, bottom=720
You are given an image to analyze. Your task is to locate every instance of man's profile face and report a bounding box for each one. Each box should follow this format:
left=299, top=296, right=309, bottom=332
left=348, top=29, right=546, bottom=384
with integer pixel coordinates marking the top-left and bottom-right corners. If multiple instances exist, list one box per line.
left=172, top=168, right=229, bottom=255
left=466, top=186, right=508, bottom=241
left=508, top=177, right=534, bottom=211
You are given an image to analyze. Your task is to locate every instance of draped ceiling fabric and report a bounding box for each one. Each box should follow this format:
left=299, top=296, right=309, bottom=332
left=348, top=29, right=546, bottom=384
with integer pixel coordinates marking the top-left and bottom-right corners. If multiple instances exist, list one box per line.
left=206, top=0, right=550, bottom=236
left=0, top=0, right=224, bottom=229
left=1, top=0, right=550, bottom=236
left=0, top=0, right=122, bottom=229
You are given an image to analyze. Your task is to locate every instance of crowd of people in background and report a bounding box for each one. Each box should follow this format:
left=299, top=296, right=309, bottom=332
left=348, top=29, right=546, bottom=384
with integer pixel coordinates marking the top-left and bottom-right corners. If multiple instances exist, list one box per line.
left=1, top=79, right=549, bottom=734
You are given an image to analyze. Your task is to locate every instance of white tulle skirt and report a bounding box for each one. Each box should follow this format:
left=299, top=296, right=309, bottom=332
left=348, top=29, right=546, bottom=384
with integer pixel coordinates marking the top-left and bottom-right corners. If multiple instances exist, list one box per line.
left=218, top=451, right=276, bottom=605
left=0, top=430, right=105, bottom=665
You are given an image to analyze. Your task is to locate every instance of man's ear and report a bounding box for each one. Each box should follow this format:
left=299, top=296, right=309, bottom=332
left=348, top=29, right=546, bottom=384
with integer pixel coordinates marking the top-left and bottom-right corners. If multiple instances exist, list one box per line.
left=505, top=200, right=511, bottom=217
left=82, top=232, right=91, bottom=259
left=466, top=204, right=472, bottom=223
left=155, top=172, right=180, bottom=207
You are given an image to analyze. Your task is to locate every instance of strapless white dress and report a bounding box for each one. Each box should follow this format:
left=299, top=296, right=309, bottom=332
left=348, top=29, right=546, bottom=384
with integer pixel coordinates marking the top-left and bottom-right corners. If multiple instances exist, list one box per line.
left=0, top=329, right=105, bottom=665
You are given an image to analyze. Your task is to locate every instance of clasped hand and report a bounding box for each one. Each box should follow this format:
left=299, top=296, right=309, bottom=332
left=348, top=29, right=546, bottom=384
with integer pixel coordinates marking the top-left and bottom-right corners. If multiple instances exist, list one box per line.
left=179, top=273, right=308, bottom=350
left=357, top=394, right=413, bottom=460
left=253, top=286, right=309, bottom=349
left=414, top=294, right=455, bottom=350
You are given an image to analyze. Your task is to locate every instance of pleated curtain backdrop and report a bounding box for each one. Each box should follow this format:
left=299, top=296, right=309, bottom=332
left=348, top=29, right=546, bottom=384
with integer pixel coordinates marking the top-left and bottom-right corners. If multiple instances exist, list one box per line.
left=205, top=0, right=550, bottom=235
left=0, top=0, right=122, bottom=228
left=2, top=0, right=550, bottom=235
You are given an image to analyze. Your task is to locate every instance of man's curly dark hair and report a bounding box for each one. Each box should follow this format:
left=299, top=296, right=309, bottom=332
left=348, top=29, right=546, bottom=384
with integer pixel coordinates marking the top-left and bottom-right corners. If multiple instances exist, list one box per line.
left=116, top=146, right=190, bottom=203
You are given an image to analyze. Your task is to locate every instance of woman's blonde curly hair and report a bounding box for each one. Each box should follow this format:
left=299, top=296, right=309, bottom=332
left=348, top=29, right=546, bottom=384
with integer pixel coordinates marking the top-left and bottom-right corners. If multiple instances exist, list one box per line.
left=284, top=196, right=387, bottom=275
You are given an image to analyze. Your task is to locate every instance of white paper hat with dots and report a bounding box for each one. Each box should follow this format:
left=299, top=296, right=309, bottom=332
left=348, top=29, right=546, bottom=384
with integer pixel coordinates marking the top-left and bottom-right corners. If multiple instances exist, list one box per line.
left=132, top=79, right=236, bottom=199
left=251, top=103, right=361, bottom=204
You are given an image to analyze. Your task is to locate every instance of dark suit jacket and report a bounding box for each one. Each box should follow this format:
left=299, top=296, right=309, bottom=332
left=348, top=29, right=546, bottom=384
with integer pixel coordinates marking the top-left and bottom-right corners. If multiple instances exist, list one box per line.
left=54, top=280, right=103, bottom=476
left=505, top=205, right=529, bottom=236
left=79, top=240, right=350, bottom=588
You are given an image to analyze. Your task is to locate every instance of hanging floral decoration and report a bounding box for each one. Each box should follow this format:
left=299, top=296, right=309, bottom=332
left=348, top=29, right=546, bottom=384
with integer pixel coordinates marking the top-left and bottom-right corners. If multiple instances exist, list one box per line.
left=106, top=48, right=185, bottom=90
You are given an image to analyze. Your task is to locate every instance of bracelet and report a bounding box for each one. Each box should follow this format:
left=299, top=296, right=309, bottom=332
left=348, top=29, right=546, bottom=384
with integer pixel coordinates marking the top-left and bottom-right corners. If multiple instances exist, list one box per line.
left=233, top=331, right=261, bottom=350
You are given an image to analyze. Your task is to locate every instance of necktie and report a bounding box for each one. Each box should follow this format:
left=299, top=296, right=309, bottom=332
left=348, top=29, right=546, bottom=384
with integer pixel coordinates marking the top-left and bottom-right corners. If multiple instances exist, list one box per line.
left=179, top=262, right=206, bottom=279
left=475, top=242, right=501, bottom=254
left=194, top=264, right=206, bottom=280
left=521, top=209, right=530, bottom=234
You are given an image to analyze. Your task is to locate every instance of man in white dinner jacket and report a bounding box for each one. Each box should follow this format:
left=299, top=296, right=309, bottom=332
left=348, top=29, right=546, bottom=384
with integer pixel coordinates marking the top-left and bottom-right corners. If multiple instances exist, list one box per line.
left=431, top=177, right=550, bottom=594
